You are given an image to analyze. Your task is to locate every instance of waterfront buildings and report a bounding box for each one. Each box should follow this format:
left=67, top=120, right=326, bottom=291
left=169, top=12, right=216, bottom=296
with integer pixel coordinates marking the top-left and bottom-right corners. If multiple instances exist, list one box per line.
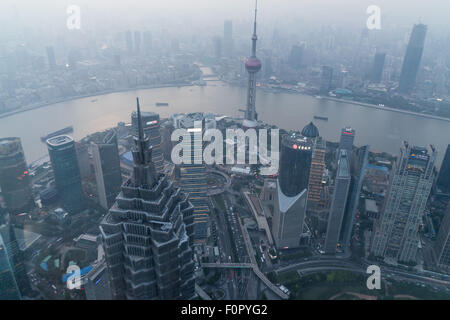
left=46, top=135, right=84, bottom=214
left=371, top=142, right=436, bottom=263
left=0, top=138, right=34, bottom=215
left=100, top=99, right=195, bottom=299
left=324, top=150, right=351, bottom=254
left=92, top=130, right=123, bottom=210
left=320, top=66, right=333, bottom=94
left=273, top=132, right=312, bottom=249
left=131, top=111, right=164, bottom=172
left=398, top=24, right=427, bottom=94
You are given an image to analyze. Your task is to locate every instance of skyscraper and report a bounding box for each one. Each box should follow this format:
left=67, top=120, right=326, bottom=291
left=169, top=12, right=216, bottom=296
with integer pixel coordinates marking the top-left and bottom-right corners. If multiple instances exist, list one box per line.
left=436, top=144, right=450, bottom=194
left=339, top=145, right=369, bottom=252
left=143, top=31, right=152, bottom=52
left=320, top=66, right=333, bottom=94
left=47, top=135, right=84, bottom=214
left=273, top=133, right=312, bottom=249
left=308, top=136, right=326, bottom=205
left=243, top=2, right=262, bottom=129
left=92, top=130, right=123, bottom=210
left=100, top=98, right=195, bottom=299
left=223, top=20, right=233, bottom=57
left=0, top=223, right=30, bottom=298
left=0, top=138, right=34, bottom=215
left=125, top=30, right=133, bottom=53
left=134, top=31, right=141, bottom=53
left=371, top=142, right=436, bottom=263
left=371, top=52, right=386, bottom=83
left=398, top=24, right=427, bottom=94
left=288, top=44, right=305, bottom=69
left=131, top=111, right=164, bottom=172
left=46, top=46, right=56, bottom=70
left=213, top=36, right=222, bottom=58
left=339, top=127, right=355, bottom=161
left=324, top=150, right=351, bottom=254
left=0, top=231, right=21, bottom=300
left=434, top=202, right=450, bottom=272
left=177, top=113, right=210, bottom=242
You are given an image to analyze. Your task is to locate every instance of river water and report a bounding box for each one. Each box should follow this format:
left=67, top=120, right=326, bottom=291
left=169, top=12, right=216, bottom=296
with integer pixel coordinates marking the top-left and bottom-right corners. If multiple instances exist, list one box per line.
left=0, top=82, right=448, bottom=167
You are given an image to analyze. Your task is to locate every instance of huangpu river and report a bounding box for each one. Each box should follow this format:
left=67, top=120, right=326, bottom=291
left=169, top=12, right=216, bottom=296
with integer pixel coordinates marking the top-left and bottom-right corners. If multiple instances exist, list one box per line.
left=0, top=82, right=448, bottom=167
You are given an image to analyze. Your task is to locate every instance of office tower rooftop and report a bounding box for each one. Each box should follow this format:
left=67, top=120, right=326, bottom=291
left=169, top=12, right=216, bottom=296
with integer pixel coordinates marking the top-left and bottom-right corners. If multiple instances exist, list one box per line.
left=47, top=135, right=84, bottom=214
left=0, top=137, right=34, bottom=215
left=301, top=122, right=319, bottom=139
left=371, top=142, right=436, bottom=263
left=101, top=98, right=195, bottom=299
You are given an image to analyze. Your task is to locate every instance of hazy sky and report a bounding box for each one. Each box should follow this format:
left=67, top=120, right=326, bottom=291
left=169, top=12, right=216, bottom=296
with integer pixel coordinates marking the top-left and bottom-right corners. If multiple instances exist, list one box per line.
left=1, top=0, right=449, bottom=37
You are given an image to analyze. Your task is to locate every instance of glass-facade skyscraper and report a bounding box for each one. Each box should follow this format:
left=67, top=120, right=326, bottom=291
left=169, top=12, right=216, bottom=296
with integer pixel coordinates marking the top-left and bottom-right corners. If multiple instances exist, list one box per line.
left=92, top=130, right=123, bottom=210
left=371, top=142, right=436, bottom=263
left=398, top=24, right=427, bottom=94
left=0, top=137, right=34, bottom=215
left=47, top=135, right=84, bottom=214
left=436, top=144, right=450, bottom=194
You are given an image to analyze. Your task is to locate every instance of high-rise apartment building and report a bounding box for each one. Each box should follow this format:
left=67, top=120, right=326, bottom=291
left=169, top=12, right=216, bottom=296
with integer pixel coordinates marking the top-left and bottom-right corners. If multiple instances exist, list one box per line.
left=320, top=66, right=333, bottom=94
left=47, top=135, right=84, bottom=214
left=398, top=24, right=427, bottom=94
left=324, top=150, right=351, bottom=254
left=101, top=99, right=195, bottom=299
left=92, top=130, right=123, bottom=210
left=371, top=142, right=436, bottom=263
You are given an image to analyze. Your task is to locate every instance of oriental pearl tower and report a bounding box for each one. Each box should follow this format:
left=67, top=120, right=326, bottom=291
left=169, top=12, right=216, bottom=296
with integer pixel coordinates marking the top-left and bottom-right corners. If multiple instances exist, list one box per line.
left=243, top=0, right=261, bottom=129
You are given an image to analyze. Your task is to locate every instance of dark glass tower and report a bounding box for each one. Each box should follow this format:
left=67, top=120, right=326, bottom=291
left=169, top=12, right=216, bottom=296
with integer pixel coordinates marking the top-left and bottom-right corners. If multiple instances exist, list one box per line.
left=92, top=130, right=123, bottom=210
left=0, top=223, right=30, bottom=298
left=47, top=135, right=84, bottom=214
left=0, top=138, right=34, bottom=215
left=437, top=144, right=450, bottom=194
left=398, top=24, right=427, bottom=94
left=371, top=52, right=385, bottom=83
left=279, top=133, right=313, bottom=197
left=101, top=98, right=195, bottom=300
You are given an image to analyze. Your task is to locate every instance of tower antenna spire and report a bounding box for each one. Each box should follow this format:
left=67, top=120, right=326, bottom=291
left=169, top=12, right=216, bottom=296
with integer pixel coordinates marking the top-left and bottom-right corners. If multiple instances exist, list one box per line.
left=251, top=0, right=258, bottom=57
left=136, top=97, right=144, bottom=141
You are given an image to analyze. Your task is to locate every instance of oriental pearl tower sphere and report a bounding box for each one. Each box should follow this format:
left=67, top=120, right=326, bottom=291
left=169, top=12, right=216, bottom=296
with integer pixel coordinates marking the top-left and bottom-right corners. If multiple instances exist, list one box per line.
left=243, top=0, right=261, bottom=129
